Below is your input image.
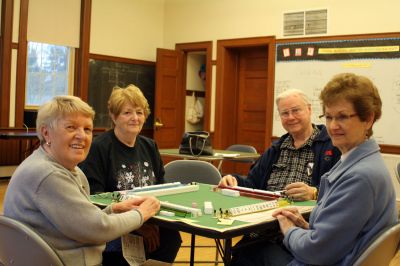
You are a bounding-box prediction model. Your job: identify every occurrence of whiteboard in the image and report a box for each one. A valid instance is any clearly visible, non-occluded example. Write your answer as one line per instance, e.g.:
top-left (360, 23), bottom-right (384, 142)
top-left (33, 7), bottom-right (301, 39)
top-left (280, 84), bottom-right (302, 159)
top-left (273, 38), bottom-right (400, 146)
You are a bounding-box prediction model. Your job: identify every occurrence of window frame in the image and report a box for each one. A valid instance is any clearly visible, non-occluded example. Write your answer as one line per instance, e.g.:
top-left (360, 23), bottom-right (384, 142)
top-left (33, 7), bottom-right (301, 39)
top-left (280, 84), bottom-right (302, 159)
top-left (24, 42), bottom-right (75, 110)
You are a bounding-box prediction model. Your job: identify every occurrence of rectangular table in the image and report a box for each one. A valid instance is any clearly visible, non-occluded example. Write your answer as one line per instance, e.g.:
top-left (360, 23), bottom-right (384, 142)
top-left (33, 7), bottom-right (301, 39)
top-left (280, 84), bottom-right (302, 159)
top-left (159, 148), bottom-right (260, 162)
top-left (91, 183), bottom-right (314, 265)
top-left (159, 148), bottom-right (261, 171)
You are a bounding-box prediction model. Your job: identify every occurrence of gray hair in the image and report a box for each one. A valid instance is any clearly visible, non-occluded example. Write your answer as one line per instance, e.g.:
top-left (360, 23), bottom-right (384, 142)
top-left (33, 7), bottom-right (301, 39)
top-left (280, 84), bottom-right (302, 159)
top-left (36, 95), bottom-right (95, 144)
top-left (275, 88), bottom-right (310, 106)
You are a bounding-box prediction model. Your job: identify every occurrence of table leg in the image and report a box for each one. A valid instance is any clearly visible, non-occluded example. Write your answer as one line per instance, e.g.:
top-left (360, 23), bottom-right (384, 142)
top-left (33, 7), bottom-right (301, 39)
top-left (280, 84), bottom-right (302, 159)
top-left (190, 234), bottom-right (196, 266)
top-left (217, 160), bottom-right (223, 171)
top-left (223, 238), bottom-right (232, 266)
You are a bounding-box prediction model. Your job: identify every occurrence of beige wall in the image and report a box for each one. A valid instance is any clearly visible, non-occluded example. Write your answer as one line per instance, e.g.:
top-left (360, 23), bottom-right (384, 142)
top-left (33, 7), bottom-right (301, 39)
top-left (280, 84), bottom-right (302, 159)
top-left (163, 0), bottom-right (400, 58)
top-left (89, 0), bottom-right (400, 61)
top-left (90, 0), bottom-right (165, 61)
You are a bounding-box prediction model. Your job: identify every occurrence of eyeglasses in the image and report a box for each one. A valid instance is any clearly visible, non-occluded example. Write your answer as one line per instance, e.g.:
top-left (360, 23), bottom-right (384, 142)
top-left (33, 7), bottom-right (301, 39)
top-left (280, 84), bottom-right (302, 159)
top-left (319, 113), bottom-right (358, 124)
top-left (279, 106), bottom-right (305, 119)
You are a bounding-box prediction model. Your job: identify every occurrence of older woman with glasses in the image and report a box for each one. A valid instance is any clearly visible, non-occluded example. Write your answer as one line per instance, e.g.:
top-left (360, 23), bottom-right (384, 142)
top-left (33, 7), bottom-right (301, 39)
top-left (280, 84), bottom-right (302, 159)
top-left (233, 73), bottom-right (398, 266)
top-left (3, 96), bottom-right (160, 266)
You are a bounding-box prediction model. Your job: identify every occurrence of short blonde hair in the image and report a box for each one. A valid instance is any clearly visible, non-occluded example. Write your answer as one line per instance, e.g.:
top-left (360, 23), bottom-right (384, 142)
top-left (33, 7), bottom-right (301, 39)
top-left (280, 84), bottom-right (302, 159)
top-left (108, 84), bottom-right (151, 119)
top-left (275, 88), bottom-right (310, 106)
top-left (36, 95), bottom-right (95, 144)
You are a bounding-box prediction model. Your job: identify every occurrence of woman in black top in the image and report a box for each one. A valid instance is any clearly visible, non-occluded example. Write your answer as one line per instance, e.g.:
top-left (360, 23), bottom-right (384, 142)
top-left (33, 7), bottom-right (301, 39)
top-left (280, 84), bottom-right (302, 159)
top-left (80, 84), bottom-right (181, 265)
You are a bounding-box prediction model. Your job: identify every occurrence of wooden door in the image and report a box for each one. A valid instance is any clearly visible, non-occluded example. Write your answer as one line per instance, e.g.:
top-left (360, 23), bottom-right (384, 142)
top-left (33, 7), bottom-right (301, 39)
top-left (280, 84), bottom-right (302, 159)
top-left (215, 37), bottom-right (276, 176)
top-left (153, 48), bottom-right (185, 149)
top-left (222, 47), bottom-right (269, 175)
top-left (236, 47), bottom-right (268, 152)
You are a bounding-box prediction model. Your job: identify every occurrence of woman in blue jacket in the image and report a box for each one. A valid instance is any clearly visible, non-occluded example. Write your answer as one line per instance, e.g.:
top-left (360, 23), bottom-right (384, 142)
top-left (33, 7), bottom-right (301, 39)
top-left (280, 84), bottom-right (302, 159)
top-left (234, 73), bottom-right (398, 265)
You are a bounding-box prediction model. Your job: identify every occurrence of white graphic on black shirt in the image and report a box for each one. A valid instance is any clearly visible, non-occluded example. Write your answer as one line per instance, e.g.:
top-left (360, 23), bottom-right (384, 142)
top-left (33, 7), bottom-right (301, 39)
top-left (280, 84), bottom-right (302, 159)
top-left (116, 161), bottom-right (155, 190)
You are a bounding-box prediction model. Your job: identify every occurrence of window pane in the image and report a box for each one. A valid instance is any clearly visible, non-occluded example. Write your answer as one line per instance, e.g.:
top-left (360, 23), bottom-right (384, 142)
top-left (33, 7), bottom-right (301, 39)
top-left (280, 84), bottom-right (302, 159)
top-left (26, 42), bottom-right (71, 107)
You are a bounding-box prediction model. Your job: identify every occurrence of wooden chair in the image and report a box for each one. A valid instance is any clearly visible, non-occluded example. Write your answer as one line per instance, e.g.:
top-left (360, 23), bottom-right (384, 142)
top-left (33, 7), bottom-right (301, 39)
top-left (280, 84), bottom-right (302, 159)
top-left (0, 215), bottom-right (64, 266)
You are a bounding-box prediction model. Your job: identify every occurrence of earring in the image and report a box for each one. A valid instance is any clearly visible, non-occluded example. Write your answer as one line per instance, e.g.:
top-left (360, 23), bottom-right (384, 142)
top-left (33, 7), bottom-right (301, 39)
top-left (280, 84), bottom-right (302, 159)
top-left (46, 141), bottom-right (51, 147)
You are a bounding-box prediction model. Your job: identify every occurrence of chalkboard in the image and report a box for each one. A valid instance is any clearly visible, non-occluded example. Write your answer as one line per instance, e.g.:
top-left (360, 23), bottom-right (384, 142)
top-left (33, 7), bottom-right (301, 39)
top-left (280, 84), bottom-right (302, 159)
top-left (273, 37), bottom-right (400, 146)
top-left (88, 58), bottom-right (155, 129)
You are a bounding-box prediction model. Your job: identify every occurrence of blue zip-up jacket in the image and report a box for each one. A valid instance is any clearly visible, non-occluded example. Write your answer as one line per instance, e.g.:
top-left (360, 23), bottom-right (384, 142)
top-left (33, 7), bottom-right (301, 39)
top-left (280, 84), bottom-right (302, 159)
top-left (285, 139), bottom-right (398, 265)
top-left (233, 124), bottom-right (341, 189)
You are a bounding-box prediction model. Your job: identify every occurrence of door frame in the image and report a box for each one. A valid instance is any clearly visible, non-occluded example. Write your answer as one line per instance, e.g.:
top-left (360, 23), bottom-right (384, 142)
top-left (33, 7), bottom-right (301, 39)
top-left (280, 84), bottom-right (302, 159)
top-left (175, 41), bottom-right (213, 132)
top-left (214, 36), bottom-right (276, 150)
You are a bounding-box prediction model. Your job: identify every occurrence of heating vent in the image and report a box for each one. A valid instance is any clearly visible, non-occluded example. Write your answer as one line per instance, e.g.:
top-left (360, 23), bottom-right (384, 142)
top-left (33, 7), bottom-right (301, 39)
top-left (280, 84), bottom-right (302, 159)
top-left (283, 12), bottom-right (304, 36)
top-left (283, 9), bottom-right (327, 36)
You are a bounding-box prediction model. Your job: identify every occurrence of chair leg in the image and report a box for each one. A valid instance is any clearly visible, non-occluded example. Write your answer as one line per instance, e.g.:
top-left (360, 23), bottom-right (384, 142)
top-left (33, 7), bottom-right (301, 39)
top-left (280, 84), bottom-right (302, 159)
top-left (214, 244), bottom-right (219, 266)
top-left (217, 160), bottom-right (223, 172)
top-left (214, 238), bottom-right (226, 265)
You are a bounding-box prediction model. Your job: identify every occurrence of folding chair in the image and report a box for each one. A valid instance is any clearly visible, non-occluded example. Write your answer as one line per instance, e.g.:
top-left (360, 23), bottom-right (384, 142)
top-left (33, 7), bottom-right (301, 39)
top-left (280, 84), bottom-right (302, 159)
top-left (218, 144), bottom-right (258, 172)
top-left (352, 222), bottom-right (400, 266)
top-left (164, 160), bottom-right (222, 265)
top-left (0, 215), bottom-right (64, 266)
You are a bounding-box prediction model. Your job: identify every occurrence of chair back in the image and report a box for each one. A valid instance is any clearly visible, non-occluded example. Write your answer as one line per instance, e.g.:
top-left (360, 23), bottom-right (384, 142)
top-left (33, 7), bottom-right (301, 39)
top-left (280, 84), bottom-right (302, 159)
top-left (0, 215), bottom-right (64, 266)
top-left (396, 162), bottom-right (400, 184)
top-left (226, 144), bottom-right (258, 163)
top-left (352, 222), bottom-right (400, 266)
top-left (164, 161), bottom-right (222, 263)
top-left (164, 160), bottom-right (221, 185)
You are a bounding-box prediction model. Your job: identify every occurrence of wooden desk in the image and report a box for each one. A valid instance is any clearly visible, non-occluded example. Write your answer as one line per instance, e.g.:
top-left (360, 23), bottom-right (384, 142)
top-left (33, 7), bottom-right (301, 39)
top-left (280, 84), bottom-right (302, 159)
top-left (90, 183), bottom-right (313, 265)
top-left (0, 131), bottom-right (39, 170)
top-left (0, 129), bottom-right (106, 140)
top-left (0, 129), bottom-right (106, 173)
top-left (0, 132), bottom-right (38, 140)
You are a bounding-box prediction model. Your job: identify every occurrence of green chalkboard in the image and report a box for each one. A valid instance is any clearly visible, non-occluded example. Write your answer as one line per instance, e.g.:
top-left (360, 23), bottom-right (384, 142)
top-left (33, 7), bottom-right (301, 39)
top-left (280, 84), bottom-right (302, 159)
top-left (87, 58), bottom-right (155, 129)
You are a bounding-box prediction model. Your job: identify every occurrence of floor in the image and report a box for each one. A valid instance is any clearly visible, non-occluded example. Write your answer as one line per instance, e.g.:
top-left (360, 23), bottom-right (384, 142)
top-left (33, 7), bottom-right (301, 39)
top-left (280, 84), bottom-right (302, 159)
top-left (1, 178), bottom-right (400, 265)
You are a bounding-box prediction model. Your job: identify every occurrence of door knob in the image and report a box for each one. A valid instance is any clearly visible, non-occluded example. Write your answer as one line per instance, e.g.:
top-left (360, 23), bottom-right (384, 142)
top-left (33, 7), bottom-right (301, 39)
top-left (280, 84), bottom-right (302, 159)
top-left (154, 119), bottom-right (164, 130)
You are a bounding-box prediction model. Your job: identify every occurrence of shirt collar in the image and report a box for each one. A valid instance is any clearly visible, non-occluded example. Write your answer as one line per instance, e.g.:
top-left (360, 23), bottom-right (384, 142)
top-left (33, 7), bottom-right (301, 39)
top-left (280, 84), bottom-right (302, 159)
top-left (281, 125), bottom-right (320, 150)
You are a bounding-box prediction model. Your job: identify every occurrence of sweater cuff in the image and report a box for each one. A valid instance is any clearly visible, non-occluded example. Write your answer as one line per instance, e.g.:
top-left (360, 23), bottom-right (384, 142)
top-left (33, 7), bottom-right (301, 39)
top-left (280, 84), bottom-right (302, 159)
top-left (103, 204), bottom-right (113, 215)
top-left (283, 226), bottom-right (298, 249)
top-left (132, 209), bottom-right (144, 226)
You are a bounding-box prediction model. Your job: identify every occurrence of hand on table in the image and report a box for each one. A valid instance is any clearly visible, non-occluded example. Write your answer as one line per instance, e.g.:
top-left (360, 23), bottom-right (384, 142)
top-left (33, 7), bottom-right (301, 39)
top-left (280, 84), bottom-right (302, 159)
top-left (284, 182), bottom-right (316, 201)
top-left (219, 175), bottom-right (238, 187)
top-left (112, 196), bottom-right (160, 222)
top-left (136, 196), bottom-right (160, 222)
top-left (272, 207), bottom-right (309, 235)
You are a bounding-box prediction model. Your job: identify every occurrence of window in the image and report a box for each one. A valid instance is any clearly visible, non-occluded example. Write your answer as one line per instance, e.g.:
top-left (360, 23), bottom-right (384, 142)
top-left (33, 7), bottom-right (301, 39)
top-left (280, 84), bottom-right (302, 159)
top-left (25, 42), bottom-right (74, 108)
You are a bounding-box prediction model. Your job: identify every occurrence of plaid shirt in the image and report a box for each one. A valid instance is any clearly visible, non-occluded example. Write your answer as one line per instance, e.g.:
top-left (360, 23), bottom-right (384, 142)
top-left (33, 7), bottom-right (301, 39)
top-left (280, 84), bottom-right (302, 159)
top-left (266, 126), bottom-right (320, 191)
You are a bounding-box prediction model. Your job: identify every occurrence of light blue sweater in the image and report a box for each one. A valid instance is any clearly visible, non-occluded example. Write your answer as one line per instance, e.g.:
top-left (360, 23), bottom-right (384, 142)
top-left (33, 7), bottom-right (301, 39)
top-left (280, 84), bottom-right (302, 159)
top-left (4, 146), bottom-right (144, 265)
top-left (284, 139), bottom-right (398, 265)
